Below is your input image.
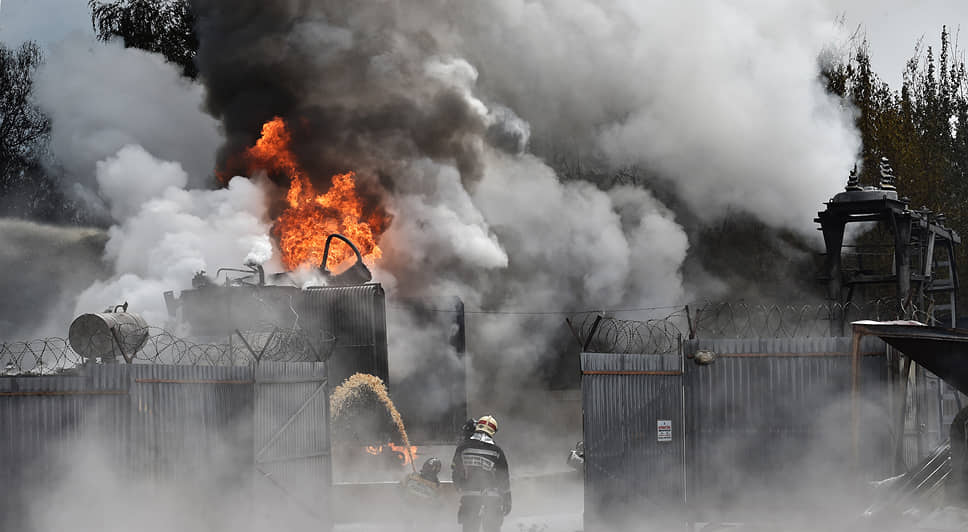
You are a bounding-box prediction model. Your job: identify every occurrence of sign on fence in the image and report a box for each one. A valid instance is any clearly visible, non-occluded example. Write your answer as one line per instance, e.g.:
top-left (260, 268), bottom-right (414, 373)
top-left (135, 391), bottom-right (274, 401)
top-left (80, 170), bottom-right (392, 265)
top-left (657, 419), bottom-right (672, 442)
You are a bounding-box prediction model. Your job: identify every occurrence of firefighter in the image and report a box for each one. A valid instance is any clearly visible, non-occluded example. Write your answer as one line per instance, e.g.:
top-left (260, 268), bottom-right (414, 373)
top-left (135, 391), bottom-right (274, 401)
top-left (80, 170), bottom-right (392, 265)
top-left (566, 440), bottom-right (584, 473)
top-left (451, 415), bottom-right (511, 532)
top-left (401, 457), bottom-right (443, 529)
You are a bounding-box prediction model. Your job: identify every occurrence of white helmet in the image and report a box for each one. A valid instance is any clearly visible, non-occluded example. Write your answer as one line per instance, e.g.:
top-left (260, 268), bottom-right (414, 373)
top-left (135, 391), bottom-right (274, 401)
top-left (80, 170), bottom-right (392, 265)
top-left (475, 415), bottom-right (498, 436)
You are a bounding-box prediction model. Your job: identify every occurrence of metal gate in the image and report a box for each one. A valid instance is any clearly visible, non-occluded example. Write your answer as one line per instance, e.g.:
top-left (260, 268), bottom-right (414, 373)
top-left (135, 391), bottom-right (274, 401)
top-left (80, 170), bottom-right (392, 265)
top-left (252, 361), bottom-right (332, 531)
top-left (581, 352), bottom-right (685, 531)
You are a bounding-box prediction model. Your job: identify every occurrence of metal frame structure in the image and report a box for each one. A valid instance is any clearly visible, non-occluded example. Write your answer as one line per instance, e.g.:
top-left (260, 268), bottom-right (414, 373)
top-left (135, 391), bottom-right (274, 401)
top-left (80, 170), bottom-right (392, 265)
top-left (816, 185), bottom-right (960, 332)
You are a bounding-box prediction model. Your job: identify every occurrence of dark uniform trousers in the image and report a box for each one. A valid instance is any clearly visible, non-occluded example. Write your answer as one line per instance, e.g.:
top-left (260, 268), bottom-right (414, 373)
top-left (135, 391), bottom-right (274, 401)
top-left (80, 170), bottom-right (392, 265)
top-left (452, 433), bottom-right (511, 532)
top-left (458, 494), bottom-right (505, 532)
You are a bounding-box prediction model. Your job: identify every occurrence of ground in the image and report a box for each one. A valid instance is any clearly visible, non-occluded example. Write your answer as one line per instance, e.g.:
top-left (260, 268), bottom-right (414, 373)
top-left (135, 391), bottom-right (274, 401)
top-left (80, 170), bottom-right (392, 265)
top-left (334, 512), bottom-right (582, 532)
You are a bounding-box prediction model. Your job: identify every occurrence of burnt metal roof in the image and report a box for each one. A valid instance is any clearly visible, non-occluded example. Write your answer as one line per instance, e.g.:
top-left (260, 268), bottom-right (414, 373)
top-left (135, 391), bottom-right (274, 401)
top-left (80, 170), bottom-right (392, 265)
top-left (852, 320), bottom-right (968, 395)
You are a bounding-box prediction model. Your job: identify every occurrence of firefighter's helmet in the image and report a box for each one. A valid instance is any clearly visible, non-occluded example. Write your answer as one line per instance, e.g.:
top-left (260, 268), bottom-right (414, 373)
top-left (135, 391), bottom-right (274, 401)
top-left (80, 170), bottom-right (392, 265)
top-left (421, 457), bottom-right (442, 478)
top-left (476, 415), bottom-right (498, 436)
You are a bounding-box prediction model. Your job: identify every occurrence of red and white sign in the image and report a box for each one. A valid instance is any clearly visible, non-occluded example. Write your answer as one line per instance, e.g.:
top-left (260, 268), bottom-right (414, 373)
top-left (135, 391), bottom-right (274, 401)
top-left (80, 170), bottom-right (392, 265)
top-left (657, 419), bottom-right (672, 442)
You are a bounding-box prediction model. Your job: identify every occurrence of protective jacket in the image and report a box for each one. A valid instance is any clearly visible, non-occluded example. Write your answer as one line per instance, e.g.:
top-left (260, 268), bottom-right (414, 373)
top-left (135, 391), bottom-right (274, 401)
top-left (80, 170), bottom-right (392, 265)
top-left (452, 431), bottom-right (512, 531)
top-left (452, 432), bottom-right (510, 496)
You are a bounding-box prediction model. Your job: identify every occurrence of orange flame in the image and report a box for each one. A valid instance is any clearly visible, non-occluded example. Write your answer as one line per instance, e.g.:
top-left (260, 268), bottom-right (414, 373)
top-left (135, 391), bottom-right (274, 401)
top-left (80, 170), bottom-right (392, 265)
top-left (243, 117), bottom-right (385, 271)
top-left (365, 442), bottom-right (419, 466)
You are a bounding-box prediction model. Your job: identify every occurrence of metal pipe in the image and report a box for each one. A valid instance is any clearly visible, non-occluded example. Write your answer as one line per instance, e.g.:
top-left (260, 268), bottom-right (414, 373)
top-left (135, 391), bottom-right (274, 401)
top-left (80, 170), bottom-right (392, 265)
top-left (894, 355), bottom-right (912, 473)
top-left (581, 370), bottom-right (683, 376)
top-left (322, 233), bottom-right (364, 270)
top-left (851, 328), bottom-right (863, 468)
top-left (134, 379), bottom-right (253, 385)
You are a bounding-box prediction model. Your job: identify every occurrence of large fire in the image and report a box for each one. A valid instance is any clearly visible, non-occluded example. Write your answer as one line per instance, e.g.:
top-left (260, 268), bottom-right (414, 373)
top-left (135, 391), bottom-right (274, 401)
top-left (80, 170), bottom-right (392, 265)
top-left (243, 117), bottom-right (385, 271)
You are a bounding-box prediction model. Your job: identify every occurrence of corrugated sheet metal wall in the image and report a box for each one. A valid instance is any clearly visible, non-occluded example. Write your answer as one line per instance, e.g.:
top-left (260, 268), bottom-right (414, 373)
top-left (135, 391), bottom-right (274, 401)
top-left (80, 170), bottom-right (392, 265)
top-left (0, 362), bottom-right (331, 531)
top-left (582, 336), bottom-right (893, 528)
top-left (303, 284), bottom-right (388, 388)
top-left (682, 336), bottom-right (891, 520)
top-left (0, 369), bottom-right (130, 530)
top-left (581, 353), bottom-right (684, 530)
top-left (253, 362), bottom-right (331, 529)
top-left (125, 364), bottom-right (255, 483)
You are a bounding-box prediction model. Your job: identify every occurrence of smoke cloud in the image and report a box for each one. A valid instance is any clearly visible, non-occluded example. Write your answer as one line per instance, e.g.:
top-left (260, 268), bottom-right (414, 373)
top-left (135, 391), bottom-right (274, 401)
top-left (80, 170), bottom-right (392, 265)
top-left (0, 1), bottom-right (904, 530)
top-left (4, 4), bottom-right (866, 524)
top-left (75, 146), bottom-right (273, 327)
top-left (33, 37), bottom-right (223, 196)
top-left (19, 36), bottom-right (265, 331)
top-left (181, 0), bottom-right (860, 458)
top-left (450, 0), bottom-right (859, 229)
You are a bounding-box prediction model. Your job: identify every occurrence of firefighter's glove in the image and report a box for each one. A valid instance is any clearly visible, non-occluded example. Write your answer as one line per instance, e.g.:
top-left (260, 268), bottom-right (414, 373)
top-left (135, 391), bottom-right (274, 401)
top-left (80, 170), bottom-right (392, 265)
top-left (502, 492), bottom-right (512, 516)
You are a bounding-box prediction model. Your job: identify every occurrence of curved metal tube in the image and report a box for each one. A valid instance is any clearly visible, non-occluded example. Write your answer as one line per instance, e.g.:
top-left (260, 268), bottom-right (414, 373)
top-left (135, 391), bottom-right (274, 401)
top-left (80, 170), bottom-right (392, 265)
top-left (321, 233), bottom-right (364, 272)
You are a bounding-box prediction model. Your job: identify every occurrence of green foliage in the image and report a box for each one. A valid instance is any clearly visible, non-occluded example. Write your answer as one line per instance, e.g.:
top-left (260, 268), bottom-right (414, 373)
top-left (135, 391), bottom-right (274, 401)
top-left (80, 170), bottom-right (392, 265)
top-left (88, 0), bottom-right (198, 78)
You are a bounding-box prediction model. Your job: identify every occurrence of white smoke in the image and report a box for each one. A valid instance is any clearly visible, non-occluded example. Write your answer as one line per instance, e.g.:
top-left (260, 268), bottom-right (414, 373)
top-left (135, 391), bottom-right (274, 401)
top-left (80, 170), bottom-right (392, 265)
top-left (436, 0), bottom-right (860, 231)
top-left (74, 146), bottom-right (273, 327)
top-left (33, 36), bottom-right (222, 194)
top-left (376, 157), bottom-right (508, 300)
top-left (473, 149), bottom-right (687, 307)
top-left (96, 145), bottom-right (189, 221)
top-left (24, 36), bottom-right (269, 328)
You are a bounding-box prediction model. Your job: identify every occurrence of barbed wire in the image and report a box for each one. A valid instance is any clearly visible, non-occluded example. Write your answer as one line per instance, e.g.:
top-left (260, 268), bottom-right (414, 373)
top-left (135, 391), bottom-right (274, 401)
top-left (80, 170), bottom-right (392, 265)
top-left (1, 325), bottom-right (335, 376)
top-left (570, 299), bottom-right (934, 354)
top-left (571, 309), bottom-right (687, 355)
top-left (0, 337), bottom-right (81, 376)
top-left (0, 299), bottom-right (943, 369)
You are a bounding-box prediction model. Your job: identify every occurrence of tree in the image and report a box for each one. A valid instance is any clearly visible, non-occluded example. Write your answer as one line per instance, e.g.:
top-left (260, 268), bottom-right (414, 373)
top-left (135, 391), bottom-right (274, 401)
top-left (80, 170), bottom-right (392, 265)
top-left (0, 42), bottom-right (49, 182)
top-left (88, 0), bottom-right (198, 78)
top-left (0, 42), bottom-right (50, 198)
top-left (0, 42), bottom-right (85, 223)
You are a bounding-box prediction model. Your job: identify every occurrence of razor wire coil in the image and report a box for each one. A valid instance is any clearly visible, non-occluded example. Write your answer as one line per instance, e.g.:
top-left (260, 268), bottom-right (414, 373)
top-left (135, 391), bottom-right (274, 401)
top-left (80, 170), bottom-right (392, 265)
top-left (1, 325), bottom-right (335, 376)
top-left (570, 299), bottom-right (930, 354)
top-left (1, 299), bottom-right (938, 370)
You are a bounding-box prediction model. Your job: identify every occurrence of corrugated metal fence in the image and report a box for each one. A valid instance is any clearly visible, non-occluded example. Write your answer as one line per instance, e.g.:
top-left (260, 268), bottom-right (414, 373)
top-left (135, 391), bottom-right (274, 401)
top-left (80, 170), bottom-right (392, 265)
top-left (582, 336), bottom-right (894, 529)
top-left (582, 352), bottom-right (684, 531)
top-left (0, 361), bottom-right (330, 531)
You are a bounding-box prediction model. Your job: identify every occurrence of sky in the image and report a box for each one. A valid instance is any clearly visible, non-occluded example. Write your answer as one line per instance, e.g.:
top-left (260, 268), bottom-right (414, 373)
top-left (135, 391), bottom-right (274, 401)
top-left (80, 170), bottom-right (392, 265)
top-left (846, 1), bottom-right (968, 87)
top-left (1, 0), bottom-right (966, 92)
